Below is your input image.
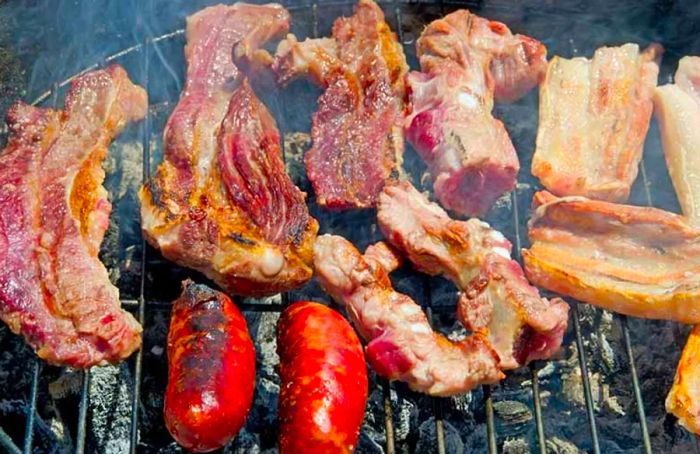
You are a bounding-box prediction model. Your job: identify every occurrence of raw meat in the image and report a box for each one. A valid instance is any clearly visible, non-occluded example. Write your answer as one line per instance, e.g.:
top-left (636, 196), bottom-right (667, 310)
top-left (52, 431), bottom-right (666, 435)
top-left (273, 0), bottom-right (408, 209)
top-left (666, 324), bottom-right (700, 435)
top-left (377, 182), bottom-right (568, 369)
top-left (314, 234), bottom-right (504, 396)
top-left (140, 4), bottom-right (318, 297)
top-left (532, 44), bottom-right (661, 202)
top-left (405, 10), bottom-right (547, 217)
top-left (654, 56), bottom-right (700, 226)
top-left (0, 65), bottom-right (146, 367)
top-left (523, 191), bottom-right (700, 323)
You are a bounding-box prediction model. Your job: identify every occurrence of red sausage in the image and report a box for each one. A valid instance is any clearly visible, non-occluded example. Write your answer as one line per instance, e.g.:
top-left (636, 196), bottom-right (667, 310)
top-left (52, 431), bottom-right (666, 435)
top-left (277, 301), bottom-right (368, 453)
top-left (164, 280), bottom-right (256, 452)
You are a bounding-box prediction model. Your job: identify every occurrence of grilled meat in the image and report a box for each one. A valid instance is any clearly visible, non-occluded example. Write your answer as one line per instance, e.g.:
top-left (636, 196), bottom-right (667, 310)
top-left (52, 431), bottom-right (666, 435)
top-left (524, 191), bottom-right (700, 323)
top-left (667, 325), bottom-right (700, 435)
top-left (314, 234), bottom-right (503, 396)
top-left (405, 10), bottom-right (547, 217)
top-left (0, 65), bottom-right (146, 367)
top-left (273, 0), bottom-right (408, 209)
top-left (377, 182), bottom-right (568, 369)
top-left (532, 44), bottom-right (661, 202)
top-left (654, 56), bottom-right (700, 226)
top-left (164, 281), bottom-right (255, 452)
top-left (140, 4), bottom-right (318, 297)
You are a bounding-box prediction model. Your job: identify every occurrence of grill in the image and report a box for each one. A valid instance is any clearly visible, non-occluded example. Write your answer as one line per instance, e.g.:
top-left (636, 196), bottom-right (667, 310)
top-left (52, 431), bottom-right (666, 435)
top-left (0, 0), bottom-right (698, 452)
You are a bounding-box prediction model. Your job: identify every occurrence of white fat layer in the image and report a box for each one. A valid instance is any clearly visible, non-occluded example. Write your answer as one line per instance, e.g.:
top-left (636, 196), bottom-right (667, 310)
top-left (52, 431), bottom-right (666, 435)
top-left (489, 230), bottom-right (506, 242)
top-left (410, 323), bottom-right (432, 335)
top-left (493, 247), bottom-right (511, 259)
top-left (260, 248), bottom-right (285, 277)
top-left (458, 92), bottom-right (479, 109)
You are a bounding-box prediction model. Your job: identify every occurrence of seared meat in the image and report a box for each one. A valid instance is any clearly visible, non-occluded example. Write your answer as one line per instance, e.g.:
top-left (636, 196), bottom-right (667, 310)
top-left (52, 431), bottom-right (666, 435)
top-left (654, 56), bottom-right (700, 226)
top-left (140, 4), bottom-right (318, 297)
top-left (273, 0), bottom-right (408, 209)
top-left (667, 325), bottom-right (700, 435)
top-left (405, 10), bottom-right (547, 217)
top-left (314, 234), bottom-right (503, 396)
top-left (524, 191), bottom-right (700, 323)
top-left (532, 44), bottom-right (661, 202)
top-left (377, 182), bottom-right (567, 369)
top-left (0, 65), bottom-right (146, 367)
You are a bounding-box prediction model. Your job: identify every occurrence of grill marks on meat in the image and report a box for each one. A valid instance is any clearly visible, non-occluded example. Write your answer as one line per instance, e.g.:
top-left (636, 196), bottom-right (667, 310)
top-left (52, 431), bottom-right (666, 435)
top-left (140, 4), bottom-right (318, 297)
top-left (273, 0), bottom-right (408, 209)
top-left (523, 191), bottom-right (700, 323)
top-left (532, 44), bottom-right (661, 202)
top-left (654, 56), bottom-right (700, 226)
top-left (377, 182), bottom-right (567, 369)
top-left (313, 234), bottom-right (503, 396)
top-left (405, 10), bottom-right (547, 217)
top-left (0, 65), bottom-right (146, 367)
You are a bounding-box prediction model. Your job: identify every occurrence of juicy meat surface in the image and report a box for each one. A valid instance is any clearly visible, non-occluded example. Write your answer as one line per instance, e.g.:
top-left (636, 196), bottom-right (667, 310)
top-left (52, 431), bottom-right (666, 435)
top-left (405, 10), bottom-right (547, 217)
top-left (140, 4), bottom-right (318, 297)
top-left (0, 65), bottom-right (146, 367)
top-left (667, 325), bottom-right (700, 435)
top-left (654, 56), bottom-right (700, 226)
top-left (314, 234), bottom-right (504, 396)
top-left (532, 44), bottom-right (661, 202)
top-left (273, 0), bottom-right (408, 209)
top-left (377, 182), bottom-right (568, 369)
top-left (523, 191), bottom-right (700, 323)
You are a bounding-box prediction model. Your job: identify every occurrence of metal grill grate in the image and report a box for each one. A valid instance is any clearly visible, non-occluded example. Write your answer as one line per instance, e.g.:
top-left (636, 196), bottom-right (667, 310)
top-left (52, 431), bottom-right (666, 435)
top-left (0, 1), bottom-right (675, 453)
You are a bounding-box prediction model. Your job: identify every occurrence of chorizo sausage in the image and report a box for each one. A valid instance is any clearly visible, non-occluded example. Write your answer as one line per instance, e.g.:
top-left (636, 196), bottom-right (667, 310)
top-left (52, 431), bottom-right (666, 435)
top-left (164, 280), bottom-right (256, 452)
top-left (277, 301), bottom-right (368, 453)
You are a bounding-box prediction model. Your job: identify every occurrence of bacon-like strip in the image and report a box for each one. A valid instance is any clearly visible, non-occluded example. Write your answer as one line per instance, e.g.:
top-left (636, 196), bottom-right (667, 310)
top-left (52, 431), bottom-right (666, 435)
top-left (523, 191), bottom-right (700, 323)
top-left (532, 44), bottom-right (661, 202)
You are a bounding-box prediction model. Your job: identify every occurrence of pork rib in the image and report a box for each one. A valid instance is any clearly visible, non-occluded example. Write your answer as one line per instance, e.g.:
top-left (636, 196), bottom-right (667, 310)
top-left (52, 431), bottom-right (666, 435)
top-left (654, 56), bottom-right (700, 226)
top-left (0, 65), bottom-right (146, 367)
top-left (532, 44), bottom-right (661, 202)
top-left (377, 182), bottom-right (568, 369)
top-left (405, 10), bottom-right (547, 217)
top-left (523, 191), bottom-right (700, 323)
top-left (140, 4), bottom-right (318, 297)
top-left (273, 0), bottom-right (408, 209)
top-left (314, 234), bottom-right (503, 396)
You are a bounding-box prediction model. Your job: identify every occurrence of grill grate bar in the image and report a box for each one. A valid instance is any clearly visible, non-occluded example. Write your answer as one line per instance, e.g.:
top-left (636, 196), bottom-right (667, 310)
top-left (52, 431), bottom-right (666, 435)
top-left (129, 35), bottom-right (153, 454)
top-left (572, 303), bottom-right (601, 454)
top-left (21, 360), bottom-right (40, 454)
top-left (75, 371), bottom-right (90, 454)
top-left (0, 426), bottom-right (21, 454)
top-left (531, 365), bottom-right (547, 454)
top-left (382, 379), bottom-right (396, 454)
top-left (621, 315), bottom-right (652, 454)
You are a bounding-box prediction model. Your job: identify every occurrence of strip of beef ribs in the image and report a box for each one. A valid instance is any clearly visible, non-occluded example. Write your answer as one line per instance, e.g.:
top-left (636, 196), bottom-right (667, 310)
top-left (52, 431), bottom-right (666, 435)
top-left (524, 191), bottom-right (700, 323)
top-left (532, 44), bottom-right (661, 202)
top-left (377, 182), bottom-right (568, 370)
top-left (140, 4), bottom-right (318, 297)
top-left (273, 0), bottom-right (408, 209)
top-left (405, 10), bottom-right (547, 217)
top-left (654, 56), bottom-right (700, 226)
top-left (0, 65), bottom-right (146, 367)
top-left (314, 234), bottom-right (503, 396)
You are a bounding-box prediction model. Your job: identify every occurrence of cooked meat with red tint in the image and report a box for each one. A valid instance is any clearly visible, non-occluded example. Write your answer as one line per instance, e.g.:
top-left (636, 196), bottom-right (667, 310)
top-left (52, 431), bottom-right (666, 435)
top-left (377, 182), bottom-right (568, 369)
top-left (666, 324), bottom-right (700, 435)
top-left (654, 56), bottom-right (700, 226)
top-left (273, 0), bottom-right (408, 209)
top-left (314, 234), bottom-right (503, 396)
top-left (405, 10), bottom-right (547, 217)
top-left (0, 65), bottom-right (146, 367)
top-left (532, 44), bottom-right (661, 202)
top-left (523, 191), bottom-right (700, 323)
top-left (140, 4), bottom-right (318, 297)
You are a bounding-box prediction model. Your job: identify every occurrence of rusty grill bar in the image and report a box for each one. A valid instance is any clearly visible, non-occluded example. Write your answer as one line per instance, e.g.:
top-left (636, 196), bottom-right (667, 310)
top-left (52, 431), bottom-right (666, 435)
top-left (0, 1), bottom-right (665, 453)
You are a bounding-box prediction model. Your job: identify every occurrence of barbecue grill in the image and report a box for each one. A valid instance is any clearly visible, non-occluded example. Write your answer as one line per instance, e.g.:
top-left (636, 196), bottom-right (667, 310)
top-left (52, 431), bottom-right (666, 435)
top-left (0, 0), bottom-right (699, 452)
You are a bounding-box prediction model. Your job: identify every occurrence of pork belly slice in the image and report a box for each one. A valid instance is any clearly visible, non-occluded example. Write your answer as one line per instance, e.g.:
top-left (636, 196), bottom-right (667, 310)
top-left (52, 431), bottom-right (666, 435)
top-left (654, 56), bottom-right (700, 226)
top-left (667, 325), bottom-right (700, 434)
top-left (523, 191), bottom-right (700, 323)
top-left (140, 4), bottom-right (318, 297)
top-left (405, 10), bottom-right (547, 217)
top-left (532, 44), bottom-right (661, 202)
top-left (314, 234), bottom-right (503, 396)
top-left (273, 0), bottom-right (408, 210)
top-left (377, 182), bottom-right (568, 369)
top-left (0, 65), bottom-right (146, 367)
